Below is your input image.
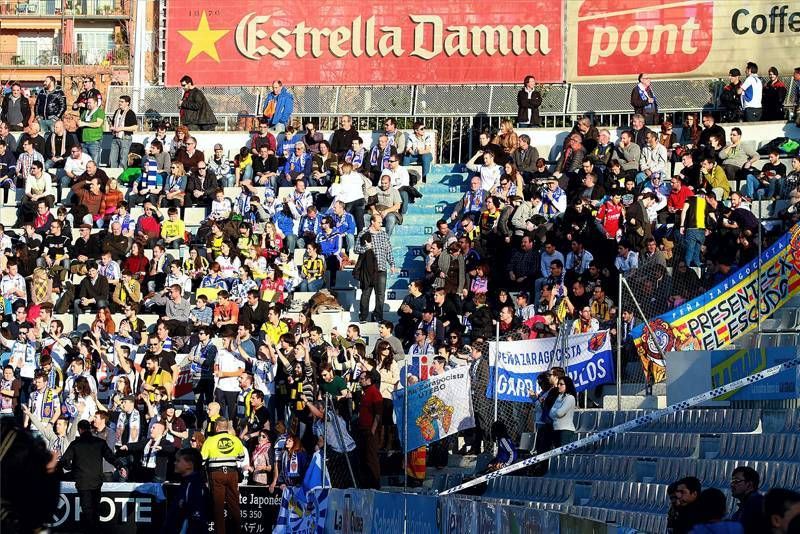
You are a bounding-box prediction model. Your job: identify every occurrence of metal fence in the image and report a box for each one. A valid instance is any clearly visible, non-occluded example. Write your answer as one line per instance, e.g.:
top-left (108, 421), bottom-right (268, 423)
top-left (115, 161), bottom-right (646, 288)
top-left (107, 76), bottom-right (798, 164)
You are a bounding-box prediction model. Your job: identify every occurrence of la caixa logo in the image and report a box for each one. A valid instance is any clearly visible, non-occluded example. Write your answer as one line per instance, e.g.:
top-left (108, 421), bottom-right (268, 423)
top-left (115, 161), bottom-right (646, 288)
top-left (576, 0), bottom-right (714, 76)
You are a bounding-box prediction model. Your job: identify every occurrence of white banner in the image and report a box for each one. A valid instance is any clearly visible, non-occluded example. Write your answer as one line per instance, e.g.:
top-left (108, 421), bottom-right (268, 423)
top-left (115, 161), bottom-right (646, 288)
top-left (487, 331), bottom-right (615, 402)
top-left (393, 367), bottom-right (475, 452)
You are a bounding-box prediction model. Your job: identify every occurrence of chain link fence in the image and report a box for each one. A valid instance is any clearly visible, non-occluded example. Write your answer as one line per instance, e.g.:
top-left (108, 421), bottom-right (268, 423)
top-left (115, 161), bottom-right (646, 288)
top-left (106, 76), bottom-right (798, 164)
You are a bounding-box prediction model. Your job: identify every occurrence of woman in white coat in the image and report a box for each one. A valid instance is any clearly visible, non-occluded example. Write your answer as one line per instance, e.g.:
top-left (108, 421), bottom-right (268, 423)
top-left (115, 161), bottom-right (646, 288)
top-left (550, 375), bottom-right (577, 447)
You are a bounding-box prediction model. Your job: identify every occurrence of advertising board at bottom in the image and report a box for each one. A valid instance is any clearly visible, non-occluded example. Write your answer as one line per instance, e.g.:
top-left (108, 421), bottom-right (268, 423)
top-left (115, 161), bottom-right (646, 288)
top-left (50, 482), bottom-right (281, 533)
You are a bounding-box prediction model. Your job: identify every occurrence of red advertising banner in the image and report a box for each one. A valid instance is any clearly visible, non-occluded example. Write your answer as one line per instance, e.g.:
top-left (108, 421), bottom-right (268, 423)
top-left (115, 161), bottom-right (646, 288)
top-left (567, 0), bottom-right (798, 81)
top-left (165, 1), bottom-right (564, 86)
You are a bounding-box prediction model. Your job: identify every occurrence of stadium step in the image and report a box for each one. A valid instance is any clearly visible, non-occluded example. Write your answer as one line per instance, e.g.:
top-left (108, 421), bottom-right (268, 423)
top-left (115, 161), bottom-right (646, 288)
top-left (601, 394), bottom-right (666, 410)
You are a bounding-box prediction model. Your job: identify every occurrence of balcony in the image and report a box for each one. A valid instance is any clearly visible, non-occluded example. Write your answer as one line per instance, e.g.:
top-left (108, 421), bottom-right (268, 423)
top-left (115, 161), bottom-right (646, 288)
top-left (63, 45), bottom-right (130, 67)
top-left (0, 46), bottom-right (129, 68)
top-left (0, 51), bottom-right (61, 67)
top-left (0, 0), bottom-right (128, 17)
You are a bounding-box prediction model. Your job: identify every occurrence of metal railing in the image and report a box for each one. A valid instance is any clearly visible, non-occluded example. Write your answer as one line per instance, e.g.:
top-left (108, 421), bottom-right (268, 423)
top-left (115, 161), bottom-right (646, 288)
top-left (62, 45), bottom-right (130, 66)
top-left (0, 0), bottom-right (128, 16)
top-left (106, 75), bottom-right (799, 164)
top-left (0, 51), bottom-right (61, 67)
top-left (0, 46), bottom-right (130, 68)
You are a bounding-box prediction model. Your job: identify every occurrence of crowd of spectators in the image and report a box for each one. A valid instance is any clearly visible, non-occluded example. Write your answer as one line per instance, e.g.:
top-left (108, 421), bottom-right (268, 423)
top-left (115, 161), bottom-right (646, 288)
top-left (667, 467), bottom-right (800, 534)
top-left (0, 64), bottom-right (798, 531)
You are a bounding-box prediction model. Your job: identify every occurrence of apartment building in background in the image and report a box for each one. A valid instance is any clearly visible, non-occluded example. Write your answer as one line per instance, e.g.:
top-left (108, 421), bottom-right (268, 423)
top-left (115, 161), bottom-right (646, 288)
top-left (0, 0), bottom-right (135, 100)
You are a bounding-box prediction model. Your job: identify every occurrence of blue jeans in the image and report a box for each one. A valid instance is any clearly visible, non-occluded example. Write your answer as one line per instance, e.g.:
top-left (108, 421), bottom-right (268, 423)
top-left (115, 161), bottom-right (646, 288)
top-left (39, 119), bottom-right (54, 134)
top-left (83, 141), bottom-right (102, 164)
top-left (403, 153), bottom-right (433, 178)
top-left (109, 137), bottom-right (132, 168)
top-left (744, 174), bottom-right (777, 200)
top-left (299, 278), bottom-right (324, 292)
top-left (683, 228), bottom-right (705, 267)
top-left (399, 189), bottom-right (410, 215)
top-left (237, 165), bottom-right (253, 185)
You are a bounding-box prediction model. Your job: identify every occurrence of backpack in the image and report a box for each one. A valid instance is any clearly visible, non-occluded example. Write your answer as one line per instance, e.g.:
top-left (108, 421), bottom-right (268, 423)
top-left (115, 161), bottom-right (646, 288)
top-left (778, 139), bottom-right (800, 155)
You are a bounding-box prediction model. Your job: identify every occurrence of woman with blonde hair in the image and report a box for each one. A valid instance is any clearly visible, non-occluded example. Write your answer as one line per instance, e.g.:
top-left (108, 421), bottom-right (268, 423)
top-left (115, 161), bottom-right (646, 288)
top-left (159, 161), bottom-right (187, 208)
top-left (493, 119), bottom-right (520, 155)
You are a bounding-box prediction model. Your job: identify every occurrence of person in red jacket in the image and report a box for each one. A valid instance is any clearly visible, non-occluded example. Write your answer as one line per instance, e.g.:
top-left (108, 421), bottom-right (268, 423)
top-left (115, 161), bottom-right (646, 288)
top-left (665, 176), bottom-right (694, 225)
top-left (356, 370), bottom-right (382, 489)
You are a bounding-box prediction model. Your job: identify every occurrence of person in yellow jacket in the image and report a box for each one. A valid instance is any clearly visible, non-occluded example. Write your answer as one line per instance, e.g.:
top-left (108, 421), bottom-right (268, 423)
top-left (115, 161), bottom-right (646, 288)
top-left (700, 157), bottom-right (730, 201)
top-left (160, 207), bottom-right (186, 247)
top-left (200, 418), bottom-right (245, 534)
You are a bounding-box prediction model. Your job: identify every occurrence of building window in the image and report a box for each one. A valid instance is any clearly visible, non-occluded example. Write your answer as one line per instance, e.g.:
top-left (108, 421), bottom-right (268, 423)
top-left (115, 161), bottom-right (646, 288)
top-left (76, 29), bottom-right (113, 64)
top-left (17, 33), bottom-right (56, 66)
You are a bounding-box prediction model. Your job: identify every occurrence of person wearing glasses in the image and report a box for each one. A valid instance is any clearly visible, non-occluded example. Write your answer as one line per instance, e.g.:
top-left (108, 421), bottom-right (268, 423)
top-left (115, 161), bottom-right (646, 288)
top-left (185, 160), bottom-right (219, 207)
top-left (175, 136), bottom-right (204, 174)
top-left (403, 121), bottom-right (434, 181)
top-left (177, 75), bottom-right (217, 131)
top-left (729, 466), bottom-right (765, 534)
top-left (72, 77), bottom-right (102, 113)
top-left (631, 73), bottom-right (658, 125)
top-left (382, 153), bottom-right (414, 214)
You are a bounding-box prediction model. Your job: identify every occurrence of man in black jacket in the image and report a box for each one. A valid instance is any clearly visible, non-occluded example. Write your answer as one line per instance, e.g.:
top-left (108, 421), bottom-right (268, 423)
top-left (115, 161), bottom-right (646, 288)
top-left (162, 448), bottom-right (209, 534)
top-left (59, 419), bottom-right (127, 531)
top-left (0, 83), bottom-right (32, 131)
top-left (35, 76), bottom-right (67, 134)
top-left (330, 115), bottom-right (360, 159)
top-left (178, 76), bottom-right (217, 131)
top-left (120, 420), bottom-right (176, 482)
top-left (239, 289), bottom-right (269, 332)
top-left (73, 260), bottom-right (110, 315)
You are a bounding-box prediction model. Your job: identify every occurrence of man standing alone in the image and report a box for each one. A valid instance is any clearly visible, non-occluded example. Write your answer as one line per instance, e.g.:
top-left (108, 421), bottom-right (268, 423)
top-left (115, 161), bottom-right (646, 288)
top-left (59, 419), bottom-right (127, 531)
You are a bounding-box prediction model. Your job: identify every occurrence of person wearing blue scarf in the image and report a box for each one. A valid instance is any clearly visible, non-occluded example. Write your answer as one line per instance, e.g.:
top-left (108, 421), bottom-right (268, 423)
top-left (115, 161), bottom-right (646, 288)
top-left (281, 142), bottom-right (312, 187)
top-left (631, 73), bottom-right (658, 125)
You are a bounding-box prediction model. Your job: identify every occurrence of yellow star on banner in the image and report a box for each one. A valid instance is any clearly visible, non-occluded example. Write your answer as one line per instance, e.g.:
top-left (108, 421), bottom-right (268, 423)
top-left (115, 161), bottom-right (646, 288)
top-left (178, 11), bottom-right (229, 63)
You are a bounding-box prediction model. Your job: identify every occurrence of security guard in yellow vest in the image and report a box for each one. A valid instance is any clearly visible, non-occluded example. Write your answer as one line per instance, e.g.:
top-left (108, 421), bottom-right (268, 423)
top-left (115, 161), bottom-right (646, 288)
top-left (200, 418), bottom-right (244, 534)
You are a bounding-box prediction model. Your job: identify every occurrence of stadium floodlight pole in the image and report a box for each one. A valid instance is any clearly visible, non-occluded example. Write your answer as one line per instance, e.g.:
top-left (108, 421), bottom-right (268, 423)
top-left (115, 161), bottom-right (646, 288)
top-left (616, 272), bottom-right (622, 413)
top-left (493, 319), bottom-right (500, 422)
top-left (439, 356), bottom-right (800, 496)
top-left (620, 276), bottom-right (669, 388)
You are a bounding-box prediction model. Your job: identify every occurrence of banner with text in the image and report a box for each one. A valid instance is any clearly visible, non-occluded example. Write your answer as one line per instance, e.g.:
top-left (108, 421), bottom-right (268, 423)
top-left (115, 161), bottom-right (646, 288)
top-left (165, 0), bottom-right (564, 86)
top-left (486, 331), bottom-right (615, 402)
top-left (633, 223), bottom-right (800, 383)
top-left (710, 347), bottom-right (800, 401)
top-left (567, 0), bottom-right (799, 81)
top-left (50, 483), bottom-right (166, 533)
top-left (393, 366), bottom-right (475, 453)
